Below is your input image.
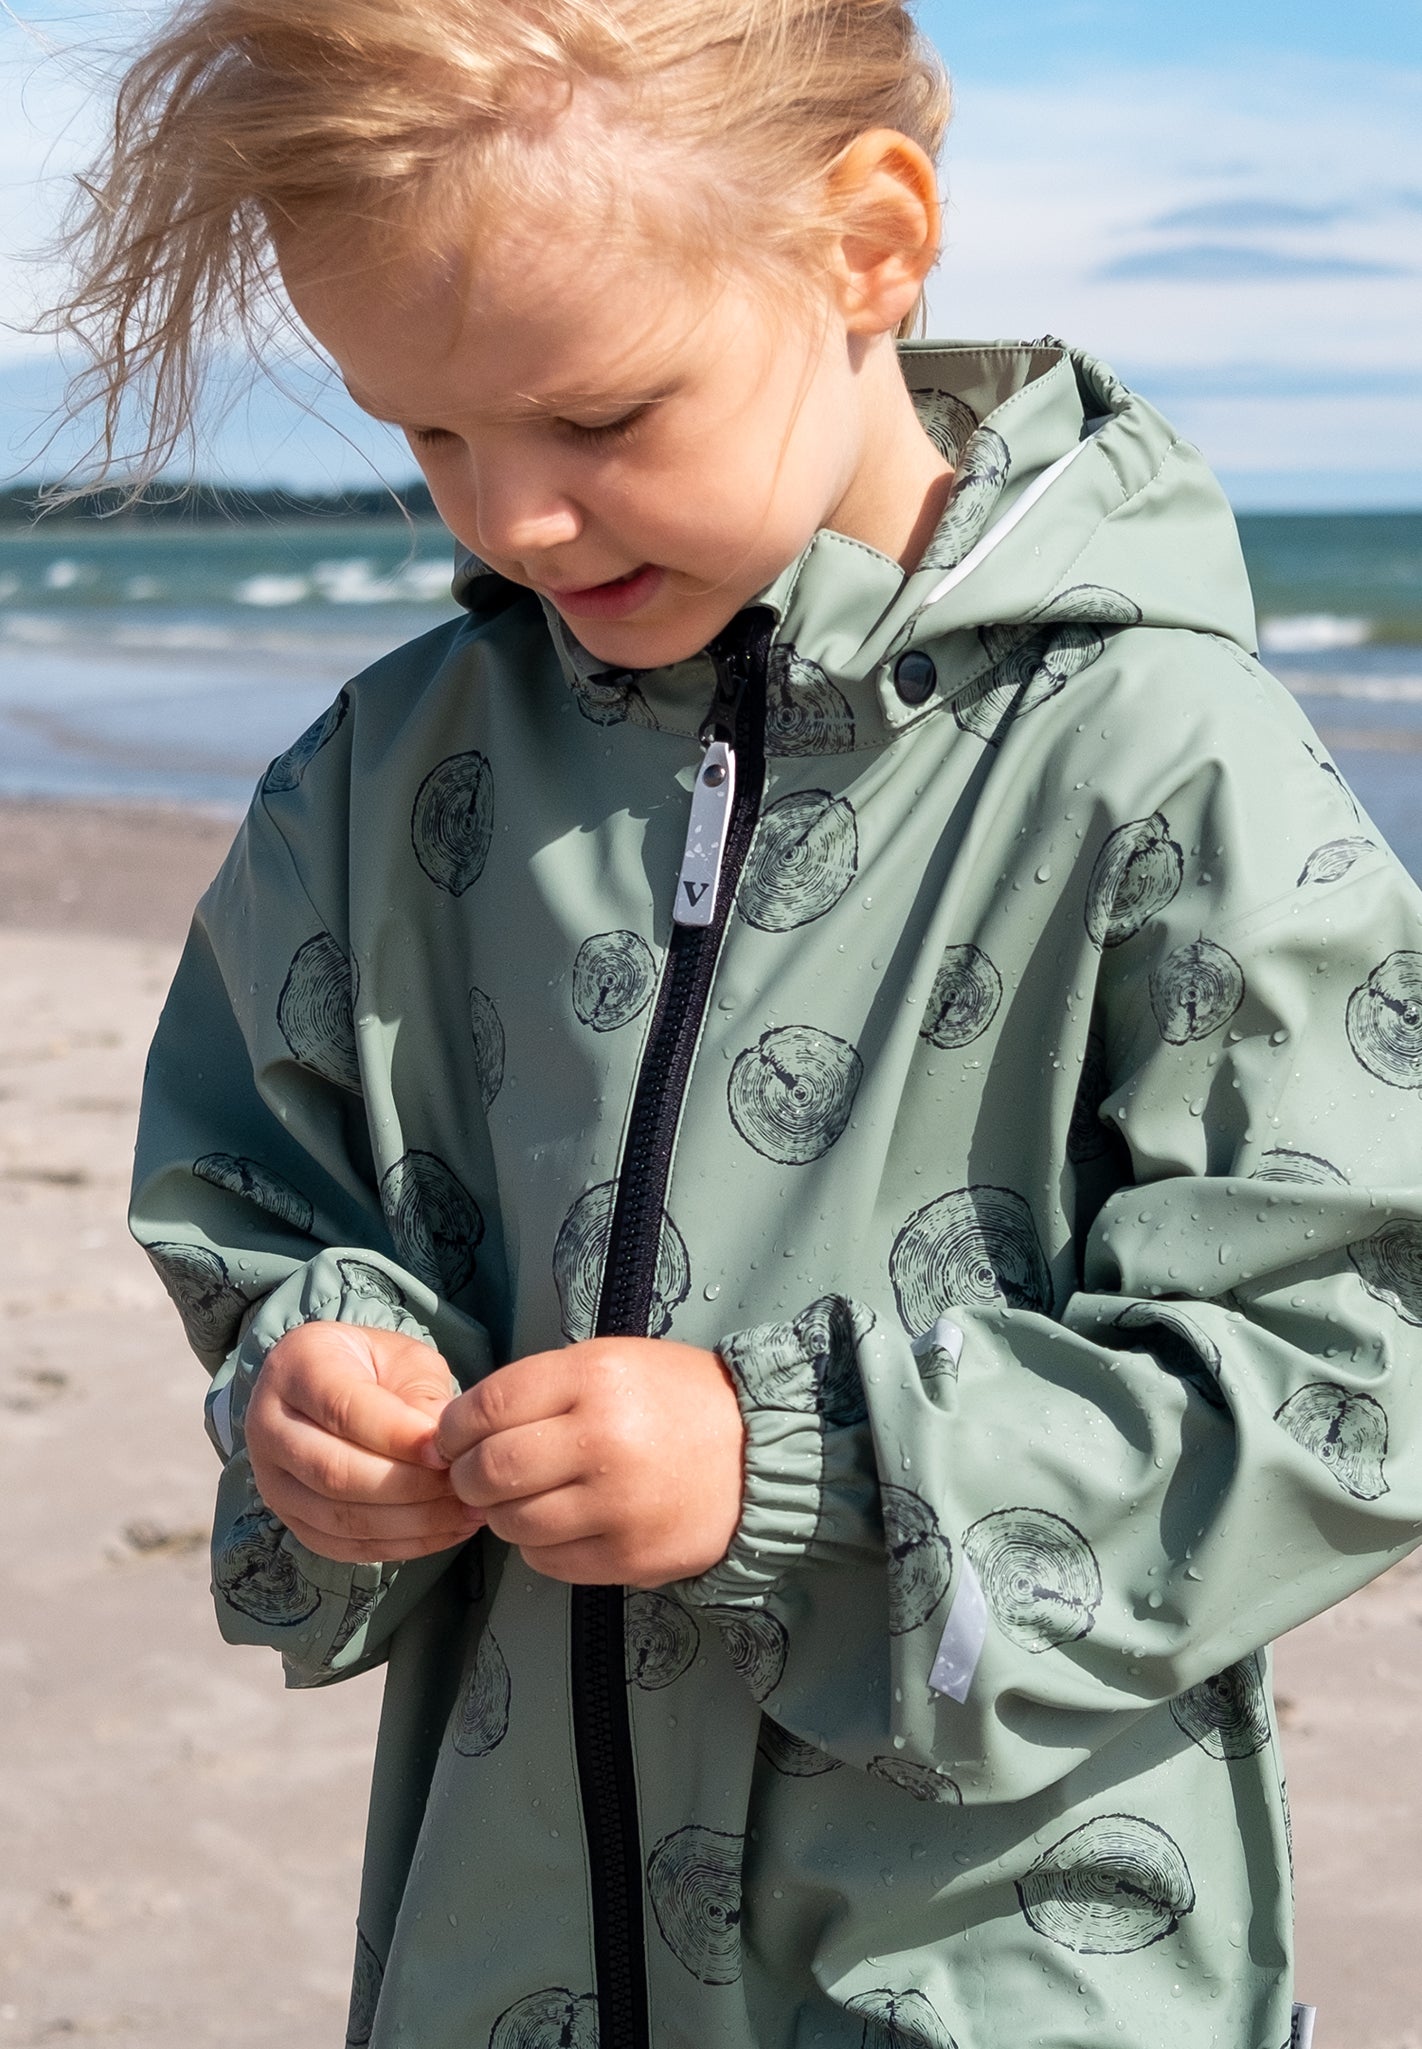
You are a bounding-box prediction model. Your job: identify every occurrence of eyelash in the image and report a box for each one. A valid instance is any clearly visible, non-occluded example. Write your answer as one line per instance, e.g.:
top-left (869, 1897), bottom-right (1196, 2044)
top-left (407, 409), bottom-right (649, 452)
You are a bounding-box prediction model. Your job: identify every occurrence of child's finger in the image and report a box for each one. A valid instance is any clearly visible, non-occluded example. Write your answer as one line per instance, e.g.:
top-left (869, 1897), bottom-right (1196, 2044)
top-left (436, 1349), bottom-right (583, 1461)
top-left (260, 1467), bottom-right (483, 1552)
top-left (482, 1480), bottom-right (601, 1554)
top-left (447, 1414), bottom-right (585, 1509)
top-left (265, 1400), bottom-right (459, 1505)
top-left (278, 1354), bottom-right (448, 1465)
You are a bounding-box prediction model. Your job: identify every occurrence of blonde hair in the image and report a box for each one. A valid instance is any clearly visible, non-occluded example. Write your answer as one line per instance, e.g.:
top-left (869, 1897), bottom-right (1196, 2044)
top-left (46, 0), bottom-right (951, 489)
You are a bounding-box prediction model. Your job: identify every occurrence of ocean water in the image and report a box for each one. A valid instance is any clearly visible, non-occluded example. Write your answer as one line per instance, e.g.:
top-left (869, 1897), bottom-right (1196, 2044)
top-left (2, 509), bottom-right (1421, 873)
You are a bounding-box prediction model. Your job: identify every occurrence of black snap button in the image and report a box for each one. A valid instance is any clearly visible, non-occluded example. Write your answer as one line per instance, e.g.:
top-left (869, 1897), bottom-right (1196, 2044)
top-left (893, 649), bottom-right (938, 705)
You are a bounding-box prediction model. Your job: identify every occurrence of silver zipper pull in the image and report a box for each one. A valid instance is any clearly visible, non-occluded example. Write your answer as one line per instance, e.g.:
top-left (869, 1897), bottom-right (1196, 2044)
top-left (673, 738), bottom-right (736, 928)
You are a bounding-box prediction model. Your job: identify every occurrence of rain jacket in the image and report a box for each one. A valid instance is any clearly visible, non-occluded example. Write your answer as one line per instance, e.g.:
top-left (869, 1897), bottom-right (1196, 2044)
top-left (131, 339), bottom-right (1422, 2049)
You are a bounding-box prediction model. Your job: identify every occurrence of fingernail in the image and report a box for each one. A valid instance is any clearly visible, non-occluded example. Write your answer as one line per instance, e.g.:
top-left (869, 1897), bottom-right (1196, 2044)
top-left (423, 1442), bottom-right (451, 1469)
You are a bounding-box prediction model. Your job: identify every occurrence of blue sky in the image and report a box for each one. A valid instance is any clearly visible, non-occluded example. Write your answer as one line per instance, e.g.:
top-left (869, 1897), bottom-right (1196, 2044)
top-left (2, 0), bottom-right (1419, 506)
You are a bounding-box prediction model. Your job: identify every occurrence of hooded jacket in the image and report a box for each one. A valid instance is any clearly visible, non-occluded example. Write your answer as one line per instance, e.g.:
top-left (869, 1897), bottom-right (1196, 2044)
top-left (131, 339), bottom-right (1422, 2049)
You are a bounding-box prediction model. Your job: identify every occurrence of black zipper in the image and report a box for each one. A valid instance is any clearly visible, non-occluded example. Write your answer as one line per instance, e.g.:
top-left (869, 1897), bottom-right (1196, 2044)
top-left (571, 606), bottom-right (772, 2048)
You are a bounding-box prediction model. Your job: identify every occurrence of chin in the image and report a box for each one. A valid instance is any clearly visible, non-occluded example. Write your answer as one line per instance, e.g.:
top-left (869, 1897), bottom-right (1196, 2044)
top-left (569, 605), bottom-right (745, 673)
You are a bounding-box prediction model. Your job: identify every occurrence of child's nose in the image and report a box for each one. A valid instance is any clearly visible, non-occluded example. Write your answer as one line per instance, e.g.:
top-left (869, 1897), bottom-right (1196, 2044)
top-left (474, 473), bottom-right (583, 563)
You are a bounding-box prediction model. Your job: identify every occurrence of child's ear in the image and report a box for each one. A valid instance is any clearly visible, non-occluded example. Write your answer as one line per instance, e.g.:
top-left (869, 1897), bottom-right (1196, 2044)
top-left (827, 129), bottom-right (942, 336)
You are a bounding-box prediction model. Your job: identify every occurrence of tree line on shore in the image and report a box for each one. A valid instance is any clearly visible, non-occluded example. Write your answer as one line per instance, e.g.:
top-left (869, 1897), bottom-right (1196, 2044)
top-left (0, 480), bottom-right (441, 526)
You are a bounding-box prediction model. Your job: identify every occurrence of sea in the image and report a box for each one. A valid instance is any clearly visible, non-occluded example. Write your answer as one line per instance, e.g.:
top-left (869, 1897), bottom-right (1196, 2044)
top-left (2, 509), bottom-right (1421, 875)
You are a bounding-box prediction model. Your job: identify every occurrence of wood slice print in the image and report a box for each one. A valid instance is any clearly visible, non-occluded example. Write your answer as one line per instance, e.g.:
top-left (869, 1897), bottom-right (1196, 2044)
top-left (193, 1152), bottom-right (313, 1235)
top-left (1112, 1301), bottom-right (1226, 1410)
top-left (920, 944), bottom-right (1003, 1050)
top-left (488, 1989), bottom-right (599, 2049)
top-left (1350, 1218), bottom-right (1422, 1325)
top-left (1085, 814), bottom-right (1184, 948)
top-left (264, 690), bottom-right (349, 794)
top-left (849, 1987), bottom-right (958, 2049)
top-left (553, 1181), bottom-right (691, 1341)
top-left (277, 933), bottom-right (361, 1091)
top-left (1067, 1025), bottom-right (1113, 1165)
top-left (963, 1507), bottom-right (1102, 1653)
top-left (454, 1629), bottom-right (511, 1756)
top-left (1148, 940), bottom-right (1245, 1044)
top-left (1274, 1383), bottom-right (1389, 1500)
top-left (1347, 951), bottom-right (1422, 1088)
top-left (572, 669), bottom-right (657, 728)
top-left (1252, 1148), bottom-right (1348, 1187)
top-left (1016, 1814), bottom-right (1196, 1955)
top-left (890, 1185), bottom-right (1052, 1335)
top-left (1032, 586), bottom-right (1143, 627)
top-left (213, 1508), bottom-right (321, 1626)
top-left (704, 1605), bottom-right (789, 1704)
top-left (921, 429), bottom-right (1012, 573)
top-left (572, 930), bottom-right (657, 1033)
top-left (866, 1756), bottom-right (962, 1804)
top-left (914, 388), bottom-right (980, 464)
top-left (468, 987), bottom-right (506, 1108)
top-left (335, 1258), bottom-right (408, 1311)
top-left (345, 1929), bottom-right (383, 2048)
top-left (765, 647), bottom-right (856, 756)
top-left (727, 1025), bottom-right (863, 1164)
top-left (1297, 837), bottom-right (1375, 888)
top-left (328, 1578), bottom-right (380, 1661)
top-left (646, 1825), bottom-right (744, 1984)
top-left (1303, 740), bottom-right (1361, 820)
top-left (380, 1150), bottom-right (484, 1295)
top-left (881, 1486), bottom-right (953, 1636)
top-left (737, 790), bottom-right (860, 933)
top-left (722, 1295), bottom-right (872, 1425)
top-left (625, 1590), bottom-right (700, 1691)
top-left (757, 1718), bottom-right (842, 1778)
top-left (144, 1240), bottom-right (252, 1356)
top-left (411, 750), bottom-right (494, 895)
top-left (1169, 1654), bottom-right (1270, 1761)
top-left (954, 623), bottom-right (1106, 743)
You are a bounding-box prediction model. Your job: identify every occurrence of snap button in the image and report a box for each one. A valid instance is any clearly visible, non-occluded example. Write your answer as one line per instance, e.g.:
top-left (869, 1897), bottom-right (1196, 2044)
top-left (893, 649), bottom-right (937, 705)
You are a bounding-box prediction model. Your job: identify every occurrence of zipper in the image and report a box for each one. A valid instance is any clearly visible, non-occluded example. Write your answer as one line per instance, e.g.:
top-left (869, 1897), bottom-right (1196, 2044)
top-left (571, 606), bottom-right (772, 2048)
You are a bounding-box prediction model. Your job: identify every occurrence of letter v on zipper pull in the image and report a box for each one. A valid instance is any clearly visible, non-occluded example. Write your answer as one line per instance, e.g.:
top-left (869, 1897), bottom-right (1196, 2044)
top-left (674, 738), bottom-right (737, 927)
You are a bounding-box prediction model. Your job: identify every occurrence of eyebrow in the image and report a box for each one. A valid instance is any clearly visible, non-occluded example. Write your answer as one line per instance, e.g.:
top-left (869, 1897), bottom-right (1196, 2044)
top-left (340, 378), bottom-right (673, 428)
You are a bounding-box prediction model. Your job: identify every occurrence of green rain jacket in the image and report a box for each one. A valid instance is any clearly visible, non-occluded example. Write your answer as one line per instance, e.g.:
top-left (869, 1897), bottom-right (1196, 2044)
top-left (132, 340), bottom-right (1422, 2049)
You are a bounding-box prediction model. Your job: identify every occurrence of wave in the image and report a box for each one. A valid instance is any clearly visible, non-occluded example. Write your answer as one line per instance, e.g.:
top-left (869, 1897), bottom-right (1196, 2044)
top-left (1259, 615), bottom-right (1373, 655)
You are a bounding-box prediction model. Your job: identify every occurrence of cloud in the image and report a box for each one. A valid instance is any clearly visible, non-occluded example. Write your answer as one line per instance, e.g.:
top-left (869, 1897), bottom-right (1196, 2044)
top-left (1095, 242), bottom-right (1410, 283)
top-left (1149, 198), bottom-right (1347, 231)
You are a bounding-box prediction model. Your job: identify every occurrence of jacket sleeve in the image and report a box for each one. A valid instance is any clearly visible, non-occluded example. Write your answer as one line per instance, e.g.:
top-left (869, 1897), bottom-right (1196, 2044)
top-left (677, 713), bottom-right (1422, 1805)
top-left (130, 776), bottom-right (495, 1690)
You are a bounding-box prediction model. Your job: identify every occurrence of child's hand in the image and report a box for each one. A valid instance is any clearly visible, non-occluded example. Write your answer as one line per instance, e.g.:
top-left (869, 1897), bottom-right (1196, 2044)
top-left (435, 1339), bottom-right (746, 1588)
top-left (245, 1322), bottom-right (484, 1564)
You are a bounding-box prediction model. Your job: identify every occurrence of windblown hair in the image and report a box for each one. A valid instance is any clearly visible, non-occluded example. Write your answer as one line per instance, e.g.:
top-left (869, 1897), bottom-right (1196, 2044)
top-left (46, 0), bottom-right (951, 488)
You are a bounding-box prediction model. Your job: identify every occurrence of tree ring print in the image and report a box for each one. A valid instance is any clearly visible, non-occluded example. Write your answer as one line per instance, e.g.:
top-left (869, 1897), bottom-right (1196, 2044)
top-left (411, 750), bottom-right (494, 895)
top-left (380, 1150), bottom-right (484, 1296)
top-left (1018, 1814), bottom-right (1195, 1954)
top-left (765, 646), bottom-right (856, 757)
top-left (1297, 837), bottom-right (1374, 888)
top-left (1085, 814), bottom-right (1184, 948)
top-left (1252, 1148), bottom-right (1348, 1187)
top-left (572, 931), bottom-right (657, 1033)
top-left (1304, 740), bottom-right (1362, 820)
top-left (727, 1025), bottom-right (863, 1164)
top-left (914, 387), bottom-right (980, 464)
top-left (849, 1986), bottom-right (959, 2049)
top-left (278, 933), bottom-right (361, 1091)
top-left (1067, 1026), bottom-right (1113, 1166)
top-left (625, 1590), bottom-right (699, 1691)
top-left (553, 1182), bottom-right (691, 1341)
top-left (1350, 1219), bottom-right (1422, 1326)
top-left (737, 789), bottom-right (859, 932)
top-left (890, 1185), bottom-right (1051, 1336)
top-left (214, 1509), bottom-right (320, 1626)
top-left (572, 668), bottom-right (657, 728)
top-left (921, 428), bottom-right (1012, 573)
top-left (867, 1756), bottom-right (962, 1805)
top-left (1032, 585), bottom-right (1143, 628)
top-left (264, 690), bottom-right (349, 795)
top-left (193, 1152), bottom-right (313, 1235)
top-left (1170, 1654), bottom-right (1270, 1761)
top-left (963, 1507), bottom-right (1102, 1653)
top-left (488, 1989), bottom-right (599, 2049)
top-left (335, 1258), bottom-right (408, 1311)
top-left (1112, 1301), bottom-right (1225, 1411)
top-left (722, 1295), bottom-right (872, 1425)
top-left (1347, 952), bottom-right (1422, 1088)
top-left (329, 1578), bottom-right (380, 1661)
top-left (1149, 940), bottom-right (1246, 1044)
top-left (920, 944), bottom-right (1003, 1050)
top-left (1274, 1383), bottom-right (1389, 1501)
top-left (144, 1240), bottom-right (252, 1355)
top-left (757, 1717), bottom-right (842, 1778)
top-left (345, 1929), bottom-right (383, 2048)
top-left (468, 987), bottom-right (506, 1109)
top-left (454, 1629), bottom-right (511, 1756)
top-left (881, 1486), bottom-right (953, 1636)
top-left (704, 1605), bottom-right (788, 1703)
top-left (954, 623), bottom-right (1106, 743)
top-left (646, 1825), bottom-right (744, 1984)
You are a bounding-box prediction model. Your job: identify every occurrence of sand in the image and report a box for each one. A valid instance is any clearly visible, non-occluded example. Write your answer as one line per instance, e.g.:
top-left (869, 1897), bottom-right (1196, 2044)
top-left (0, 796), bottom-right (1418, 2048)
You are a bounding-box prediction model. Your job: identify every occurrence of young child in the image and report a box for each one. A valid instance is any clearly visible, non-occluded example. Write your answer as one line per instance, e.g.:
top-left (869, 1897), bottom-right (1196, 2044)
top-left (59, 0), bottom-right (1422, 2041)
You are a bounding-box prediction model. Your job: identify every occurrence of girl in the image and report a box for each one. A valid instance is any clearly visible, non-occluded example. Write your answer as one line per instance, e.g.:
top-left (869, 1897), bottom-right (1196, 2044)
top-left (59, 1), bottom-right (1422, 2042)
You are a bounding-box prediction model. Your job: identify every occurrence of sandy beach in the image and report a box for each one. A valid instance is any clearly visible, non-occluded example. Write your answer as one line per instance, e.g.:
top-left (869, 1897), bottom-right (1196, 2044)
top-left (1, 795), bottom-right (1420, 2048)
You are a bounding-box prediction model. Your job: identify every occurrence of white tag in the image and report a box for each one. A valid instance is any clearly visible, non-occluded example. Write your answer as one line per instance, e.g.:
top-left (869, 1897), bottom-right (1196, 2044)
top-left (208, 1378), bottom-right (235, 1458)
top-left (1291, 2005), bottom-right (1317, 2049)
top-left (673, 739), bottom-right (736, 929)
top-left (911, 1316), bottom-right (964, 1380)
top-left (929, 1558), bottom-right (988, 1702)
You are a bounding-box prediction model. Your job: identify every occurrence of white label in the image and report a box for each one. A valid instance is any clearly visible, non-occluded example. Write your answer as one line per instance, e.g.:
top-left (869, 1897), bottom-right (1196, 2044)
top-left (929, 1558), bottom-right (989, 1702)
top-left (673, 740), bottom-right (736, 929)
top-left (1291, 2005), bottom-right (1317, 2049)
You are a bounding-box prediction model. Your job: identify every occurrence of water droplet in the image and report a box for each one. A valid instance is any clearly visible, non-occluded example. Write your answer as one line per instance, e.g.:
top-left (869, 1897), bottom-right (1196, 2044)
top-left (1035, 864), bottom-right (1052, 884)
top-left (703, 1282), bottom-right (721, 1301)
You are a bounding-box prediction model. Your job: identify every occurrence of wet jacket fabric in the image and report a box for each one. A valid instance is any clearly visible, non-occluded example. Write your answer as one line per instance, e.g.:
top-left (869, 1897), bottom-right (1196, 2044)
top-left (131, 338), bottom-right (1422, 2049)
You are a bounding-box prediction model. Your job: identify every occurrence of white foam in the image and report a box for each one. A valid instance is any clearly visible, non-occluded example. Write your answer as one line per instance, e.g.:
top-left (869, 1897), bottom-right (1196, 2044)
top-left (235, 573), bottom-right (311, 607)
top-left (1260, 614), bottom-right (1372, 655)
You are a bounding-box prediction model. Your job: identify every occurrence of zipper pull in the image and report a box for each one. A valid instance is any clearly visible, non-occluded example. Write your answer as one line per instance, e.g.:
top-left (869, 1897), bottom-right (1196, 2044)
top-left (673, 737), bottom-right (737, 928)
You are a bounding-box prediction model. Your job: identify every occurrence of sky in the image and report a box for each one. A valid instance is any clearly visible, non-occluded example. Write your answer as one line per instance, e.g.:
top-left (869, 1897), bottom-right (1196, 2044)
top-left (2, 0), bottom-right (1420, 507)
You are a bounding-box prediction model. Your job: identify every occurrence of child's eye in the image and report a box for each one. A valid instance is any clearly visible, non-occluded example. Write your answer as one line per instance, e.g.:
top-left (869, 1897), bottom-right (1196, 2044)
top-left (558, 406), bottom-right (650, 448)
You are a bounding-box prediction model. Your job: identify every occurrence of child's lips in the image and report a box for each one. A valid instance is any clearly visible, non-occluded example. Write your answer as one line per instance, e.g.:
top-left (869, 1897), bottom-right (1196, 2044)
top-left (542, 564), bottom-right (664, 623)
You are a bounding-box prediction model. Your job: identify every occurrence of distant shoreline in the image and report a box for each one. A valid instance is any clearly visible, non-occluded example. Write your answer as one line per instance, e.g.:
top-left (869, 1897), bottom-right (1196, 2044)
top-left (0, 480), bottom-right (442, 527)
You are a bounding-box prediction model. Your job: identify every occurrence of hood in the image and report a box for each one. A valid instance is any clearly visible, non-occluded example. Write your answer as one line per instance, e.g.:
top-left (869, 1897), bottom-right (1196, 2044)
top-left (451, 339), bottom-right (1258, 742)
